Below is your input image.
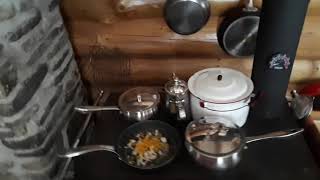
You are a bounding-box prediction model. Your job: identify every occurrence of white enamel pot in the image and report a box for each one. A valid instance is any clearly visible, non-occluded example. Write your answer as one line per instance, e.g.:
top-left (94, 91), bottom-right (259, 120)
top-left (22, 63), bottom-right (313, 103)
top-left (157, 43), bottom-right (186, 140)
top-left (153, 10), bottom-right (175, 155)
top-left (188, 68), bottom-right (254, 127)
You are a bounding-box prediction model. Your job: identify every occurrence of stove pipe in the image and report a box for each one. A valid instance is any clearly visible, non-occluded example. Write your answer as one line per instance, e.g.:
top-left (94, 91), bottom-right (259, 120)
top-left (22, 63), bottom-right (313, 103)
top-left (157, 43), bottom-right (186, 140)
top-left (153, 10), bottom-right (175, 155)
top-left (251, 0), bottom-right (310, 119)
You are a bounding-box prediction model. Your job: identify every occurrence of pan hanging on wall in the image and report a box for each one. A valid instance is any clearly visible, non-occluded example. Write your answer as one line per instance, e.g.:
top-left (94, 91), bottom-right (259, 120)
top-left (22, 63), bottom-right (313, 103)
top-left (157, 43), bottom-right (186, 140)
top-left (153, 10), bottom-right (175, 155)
top-left (164, 0), bottom-right (211, 35)
top-left (217, 0), bottom-right (260, 57)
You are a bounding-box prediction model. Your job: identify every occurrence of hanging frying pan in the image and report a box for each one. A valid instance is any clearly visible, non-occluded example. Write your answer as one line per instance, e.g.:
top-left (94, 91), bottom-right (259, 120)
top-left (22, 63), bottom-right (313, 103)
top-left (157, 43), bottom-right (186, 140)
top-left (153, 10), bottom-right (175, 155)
top-left (217, 0), bottom-right (260, 57)
top-left (164, 0), bottom-right (211, 35)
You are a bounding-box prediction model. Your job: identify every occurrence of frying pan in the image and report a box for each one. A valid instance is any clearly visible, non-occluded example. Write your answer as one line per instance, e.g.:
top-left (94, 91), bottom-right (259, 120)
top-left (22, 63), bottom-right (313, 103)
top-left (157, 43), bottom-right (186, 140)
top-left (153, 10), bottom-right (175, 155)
top-left (218, 0), bottom-right (260, 57)
top-left (164, 0), bottom-right (210, 35)
top-left (59, 120), bottom-right (181, 170)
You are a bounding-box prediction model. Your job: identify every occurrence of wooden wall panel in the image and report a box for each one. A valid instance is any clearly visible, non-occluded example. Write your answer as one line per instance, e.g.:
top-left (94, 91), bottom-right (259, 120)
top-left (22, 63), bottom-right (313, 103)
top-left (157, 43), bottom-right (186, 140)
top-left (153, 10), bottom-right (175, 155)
top-left (77, 55), bottom-right (320, 85)
top-left (61, 0), bottom-right (320, 94)
top-left (68, 16), bottom-right (320, 59)
top-left (61, 0), bottom-right (320, 22)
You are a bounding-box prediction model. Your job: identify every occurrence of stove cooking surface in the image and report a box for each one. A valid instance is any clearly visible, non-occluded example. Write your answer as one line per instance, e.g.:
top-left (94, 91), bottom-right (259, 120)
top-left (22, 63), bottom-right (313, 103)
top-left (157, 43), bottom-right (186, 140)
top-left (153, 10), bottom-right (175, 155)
top-left (74, 93), bottom-right (320, 180)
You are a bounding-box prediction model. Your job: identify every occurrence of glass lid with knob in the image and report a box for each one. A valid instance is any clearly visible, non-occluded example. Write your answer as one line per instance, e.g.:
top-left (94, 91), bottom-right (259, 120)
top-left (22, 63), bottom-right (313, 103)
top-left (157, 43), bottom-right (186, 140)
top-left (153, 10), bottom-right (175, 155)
top-left (118, 87), bottom-right (160, 112)
top-left (185, 116), bottom-right (245, 156)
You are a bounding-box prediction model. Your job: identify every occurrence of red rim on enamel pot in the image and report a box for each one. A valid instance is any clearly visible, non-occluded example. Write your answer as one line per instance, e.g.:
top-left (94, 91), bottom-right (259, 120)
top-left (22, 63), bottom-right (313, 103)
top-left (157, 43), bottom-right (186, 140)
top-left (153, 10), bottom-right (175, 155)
top-left (188, 68), bottom-right (254, 127)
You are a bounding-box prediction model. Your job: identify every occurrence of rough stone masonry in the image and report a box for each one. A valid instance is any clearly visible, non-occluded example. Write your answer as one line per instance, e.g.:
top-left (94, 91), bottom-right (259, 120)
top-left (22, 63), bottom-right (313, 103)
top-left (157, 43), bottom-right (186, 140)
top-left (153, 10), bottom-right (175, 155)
top-left (0, 0), bottom-right (85, 179)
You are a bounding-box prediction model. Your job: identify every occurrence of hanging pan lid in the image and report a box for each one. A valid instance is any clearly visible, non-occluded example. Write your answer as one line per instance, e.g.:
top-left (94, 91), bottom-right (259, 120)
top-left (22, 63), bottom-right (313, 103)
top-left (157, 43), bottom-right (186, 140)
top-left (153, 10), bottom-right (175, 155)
top-left (188, 68), bottom-right (254, 103)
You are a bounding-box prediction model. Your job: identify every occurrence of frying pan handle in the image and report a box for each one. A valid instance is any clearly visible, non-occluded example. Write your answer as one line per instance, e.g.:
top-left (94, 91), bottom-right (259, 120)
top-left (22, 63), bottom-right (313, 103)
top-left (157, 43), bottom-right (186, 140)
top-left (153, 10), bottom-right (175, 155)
top-left (246, 128), bottom-right (304, 144)
top-left (75, 106), bottom-right (120, 113)
top-left (58, 145), bottom-right (119, 158)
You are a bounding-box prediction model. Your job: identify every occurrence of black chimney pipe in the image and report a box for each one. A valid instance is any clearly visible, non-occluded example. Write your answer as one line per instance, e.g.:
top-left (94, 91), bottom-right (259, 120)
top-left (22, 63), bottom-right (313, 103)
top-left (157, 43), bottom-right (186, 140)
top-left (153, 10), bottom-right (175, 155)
top-left (251, 0), bottom-right (310, 119)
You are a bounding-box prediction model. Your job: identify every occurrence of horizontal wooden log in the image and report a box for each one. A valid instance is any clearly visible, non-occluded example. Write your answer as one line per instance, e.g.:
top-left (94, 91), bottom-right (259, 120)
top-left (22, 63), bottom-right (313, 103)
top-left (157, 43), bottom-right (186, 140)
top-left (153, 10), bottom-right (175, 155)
top-left (61, 0), bottom-right (320, 22)
top-left (61, 0), bottom-right (119, 23)
top-left (77, 54), bottom-right (320, 87)
top-left (68, 16), bottom-right (320, 60)
top-left (115, 0), bottom-right (320, 17)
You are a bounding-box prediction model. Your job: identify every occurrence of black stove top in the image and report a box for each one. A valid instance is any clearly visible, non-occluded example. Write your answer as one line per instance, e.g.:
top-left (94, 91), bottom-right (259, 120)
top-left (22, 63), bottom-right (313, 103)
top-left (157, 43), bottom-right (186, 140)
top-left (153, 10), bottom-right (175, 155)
top-left (73, 93), bottom-right (320, 180)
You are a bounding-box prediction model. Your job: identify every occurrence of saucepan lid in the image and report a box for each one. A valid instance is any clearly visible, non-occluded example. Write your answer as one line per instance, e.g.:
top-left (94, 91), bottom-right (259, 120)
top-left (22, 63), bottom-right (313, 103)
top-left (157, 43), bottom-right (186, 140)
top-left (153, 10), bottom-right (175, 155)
top-left (118, 87), bottom-right (160, 112)
top-left (185, 116), bottom-right (245, 156)
top-left (188, 68), bottom-right (254, 103)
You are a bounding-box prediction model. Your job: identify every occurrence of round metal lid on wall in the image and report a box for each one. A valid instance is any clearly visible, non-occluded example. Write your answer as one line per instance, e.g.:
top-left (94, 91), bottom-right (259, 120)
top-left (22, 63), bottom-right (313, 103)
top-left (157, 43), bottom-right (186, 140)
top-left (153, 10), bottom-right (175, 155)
top-left (188, 68), bottom-right (254, 103)
top-left (164, 0), bottom-right (211, 35)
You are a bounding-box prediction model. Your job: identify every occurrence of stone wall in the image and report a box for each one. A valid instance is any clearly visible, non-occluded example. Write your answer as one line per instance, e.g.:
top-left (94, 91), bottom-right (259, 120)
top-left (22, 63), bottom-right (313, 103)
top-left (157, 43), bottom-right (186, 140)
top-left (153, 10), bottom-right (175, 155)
top-left (0, 0), bottom-right (85, 179)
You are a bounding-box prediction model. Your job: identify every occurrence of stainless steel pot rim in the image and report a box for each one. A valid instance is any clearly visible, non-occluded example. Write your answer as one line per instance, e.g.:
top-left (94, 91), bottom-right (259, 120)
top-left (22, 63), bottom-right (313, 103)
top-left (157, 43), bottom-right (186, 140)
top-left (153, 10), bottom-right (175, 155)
top-left (185, 139), bottom-right (246, 158)
top-left (185, 120), bottom-right (247, 157)
top-left (223, 16), bottom-right (260, 57)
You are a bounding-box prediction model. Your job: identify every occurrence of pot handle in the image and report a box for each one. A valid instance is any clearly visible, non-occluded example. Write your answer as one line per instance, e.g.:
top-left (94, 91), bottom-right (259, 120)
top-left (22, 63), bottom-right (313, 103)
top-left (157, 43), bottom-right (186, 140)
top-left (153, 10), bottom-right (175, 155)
top-left (244, 0), bottom-right (258, 12)
top-left (201, 101), bottom-right (249, 112)
top-left (58, 145), bottom-right (119, 159)
top-left (246, 128), bottom-right (304, 144)
top-left (244, 93), bottom-right (256, 104)
top-left (177, 103), bottom-right (187, 120)
top-left (75, 106), bottom-right (120, 114)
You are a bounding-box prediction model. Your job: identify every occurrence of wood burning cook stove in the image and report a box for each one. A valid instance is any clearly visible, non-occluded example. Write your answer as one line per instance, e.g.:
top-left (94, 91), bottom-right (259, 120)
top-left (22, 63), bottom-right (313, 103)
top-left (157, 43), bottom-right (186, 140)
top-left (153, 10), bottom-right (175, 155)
top-left (251, 0), bottom-right (310, 119)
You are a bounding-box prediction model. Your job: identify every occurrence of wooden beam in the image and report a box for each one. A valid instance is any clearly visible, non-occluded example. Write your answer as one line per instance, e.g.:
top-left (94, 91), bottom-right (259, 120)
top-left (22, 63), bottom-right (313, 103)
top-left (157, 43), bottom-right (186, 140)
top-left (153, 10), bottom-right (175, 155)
top-left (77, 54), bottom-right (320, 86)
top-left (68, 16), bottom-right (320, 60)
top-left (61, 0), bottom-right (320, 22)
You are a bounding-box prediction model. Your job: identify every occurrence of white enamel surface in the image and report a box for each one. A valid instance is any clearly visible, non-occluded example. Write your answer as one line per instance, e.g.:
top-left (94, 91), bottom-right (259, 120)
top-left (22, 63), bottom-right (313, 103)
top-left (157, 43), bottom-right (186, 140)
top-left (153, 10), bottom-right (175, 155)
top-left (188, 68), bottom-right (253, 127)
top-left (188, 68), bottom-right (253, 103)
top-left (190, 93), bottom-right (249, 127)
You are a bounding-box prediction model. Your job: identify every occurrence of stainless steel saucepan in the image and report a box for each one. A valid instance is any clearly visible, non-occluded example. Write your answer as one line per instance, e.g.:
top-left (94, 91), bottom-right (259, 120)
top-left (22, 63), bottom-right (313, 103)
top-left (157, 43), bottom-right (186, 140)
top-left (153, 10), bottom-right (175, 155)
top-left (75, 87), bottom-right (160, 121)
top-left (185, 117), bottom-right (304, 170)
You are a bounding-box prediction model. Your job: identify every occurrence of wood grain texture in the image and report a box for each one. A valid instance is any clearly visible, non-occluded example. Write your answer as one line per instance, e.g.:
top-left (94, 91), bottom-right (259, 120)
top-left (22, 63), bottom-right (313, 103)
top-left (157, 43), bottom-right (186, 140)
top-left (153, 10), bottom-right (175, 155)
top-left (61, 0), bottom-right (320, 93)
top-left (77, 54), bottom-right (320, 86)
top-left (68, 16), bottom-right (320, 59)
top-left (61, 0), bottom-right (320, 21)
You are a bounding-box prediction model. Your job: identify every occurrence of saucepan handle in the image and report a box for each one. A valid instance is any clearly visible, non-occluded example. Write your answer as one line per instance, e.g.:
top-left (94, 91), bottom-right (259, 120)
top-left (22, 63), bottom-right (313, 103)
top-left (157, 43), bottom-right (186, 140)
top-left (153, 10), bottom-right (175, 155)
top-left (75, 106), bottom-right (120, 113)
top-left (58, 145), bottom-right (119, 158)
top-left (246, 128), bottom-right (304, 144)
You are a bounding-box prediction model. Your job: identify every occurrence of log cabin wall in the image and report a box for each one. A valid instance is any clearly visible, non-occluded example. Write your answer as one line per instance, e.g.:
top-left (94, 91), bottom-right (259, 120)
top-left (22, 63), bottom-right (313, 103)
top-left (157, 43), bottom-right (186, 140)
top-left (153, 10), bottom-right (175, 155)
top-left (60, 0), bottom-right (320, 97)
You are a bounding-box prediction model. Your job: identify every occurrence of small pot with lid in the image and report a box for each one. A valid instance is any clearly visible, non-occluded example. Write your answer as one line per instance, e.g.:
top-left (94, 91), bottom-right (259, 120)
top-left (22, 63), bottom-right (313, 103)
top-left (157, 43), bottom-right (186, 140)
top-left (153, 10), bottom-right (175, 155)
top-left (188, 68), bottom-right (254, 127)
top-left (185, 117), bottom-right (304, 170)
top-left (75, 87), bottom-right (160, 121)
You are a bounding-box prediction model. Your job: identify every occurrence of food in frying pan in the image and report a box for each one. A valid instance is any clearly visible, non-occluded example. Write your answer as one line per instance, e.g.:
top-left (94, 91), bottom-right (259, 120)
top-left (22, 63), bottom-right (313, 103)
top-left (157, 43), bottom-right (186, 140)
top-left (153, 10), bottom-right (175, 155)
top-left (126, 130), bottom-right (169, 167)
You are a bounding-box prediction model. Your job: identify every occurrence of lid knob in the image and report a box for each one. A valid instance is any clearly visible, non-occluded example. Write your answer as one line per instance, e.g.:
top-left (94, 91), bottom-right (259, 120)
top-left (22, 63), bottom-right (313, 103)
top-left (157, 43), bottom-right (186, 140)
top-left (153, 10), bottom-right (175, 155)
top-left (217, 75), bottom-right (223, 81)
top-left (137, 94), bottom-right (142, 103)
